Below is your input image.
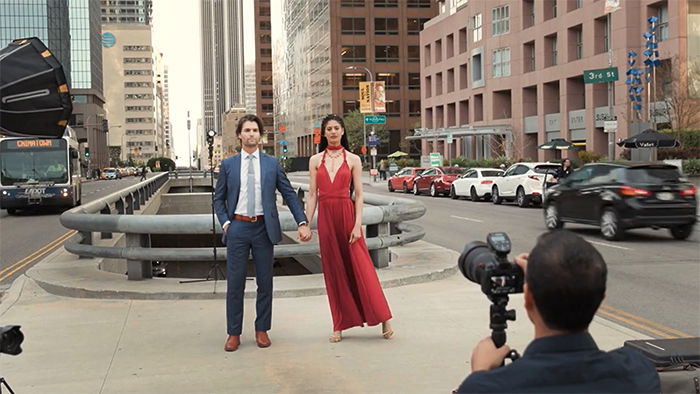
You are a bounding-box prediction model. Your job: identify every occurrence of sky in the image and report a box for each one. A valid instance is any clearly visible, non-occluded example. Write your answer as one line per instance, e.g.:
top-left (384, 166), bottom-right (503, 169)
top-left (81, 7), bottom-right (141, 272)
top-left (151, 0), bottom-right (254, 166)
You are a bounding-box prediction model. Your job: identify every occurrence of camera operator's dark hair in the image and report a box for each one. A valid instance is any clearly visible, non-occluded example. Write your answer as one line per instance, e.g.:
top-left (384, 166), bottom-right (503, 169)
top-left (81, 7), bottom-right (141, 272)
top-left (236, 114), bottom-right (264, 136)
top-left (527, 230), bottom-right (607, 332)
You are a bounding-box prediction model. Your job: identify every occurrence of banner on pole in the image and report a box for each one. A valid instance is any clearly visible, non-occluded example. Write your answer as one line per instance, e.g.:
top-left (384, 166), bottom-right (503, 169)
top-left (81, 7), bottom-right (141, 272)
top-left (373, 81), bottom-right (386, 113)
top-left (359, 82), bottom-right (372, 113)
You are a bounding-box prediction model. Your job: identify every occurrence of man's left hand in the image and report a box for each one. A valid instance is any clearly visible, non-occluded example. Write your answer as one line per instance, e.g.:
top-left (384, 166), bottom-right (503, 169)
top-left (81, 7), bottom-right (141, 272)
top-left (470, 337), bottom-right (512, 372)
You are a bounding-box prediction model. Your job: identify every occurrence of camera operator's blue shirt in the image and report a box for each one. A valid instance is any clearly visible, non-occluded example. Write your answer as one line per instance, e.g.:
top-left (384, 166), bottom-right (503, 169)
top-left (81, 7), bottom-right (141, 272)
top-left (456, 332), bottom-right (659, 393)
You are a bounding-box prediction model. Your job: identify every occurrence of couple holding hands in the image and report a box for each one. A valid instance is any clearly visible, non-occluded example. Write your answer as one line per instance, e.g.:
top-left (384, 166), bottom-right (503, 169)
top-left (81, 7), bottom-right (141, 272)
top-left (214, 114), bottom-right (393, 352)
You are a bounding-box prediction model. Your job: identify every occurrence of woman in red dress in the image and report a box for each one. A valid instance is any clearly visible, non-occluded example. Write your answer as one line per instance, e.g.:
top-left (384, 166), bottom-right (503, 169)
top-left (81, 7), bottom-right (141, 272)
top-left (305, 114), bottom-right (393, 343)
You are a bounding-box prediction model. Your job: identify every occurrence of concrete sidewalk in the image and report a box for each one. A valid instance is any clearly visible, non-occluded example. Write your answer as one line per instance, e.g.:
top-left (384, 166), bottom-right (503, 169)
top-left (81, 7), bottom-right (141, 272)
top-left (0, 240), bottom-right (651, 393)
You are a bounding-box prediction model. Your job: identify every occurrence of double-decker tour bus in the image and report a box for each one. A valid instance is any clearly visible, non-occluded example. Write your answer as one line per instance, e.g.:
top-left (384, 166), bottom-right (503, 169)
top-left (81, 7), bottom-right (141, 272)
top-left (0, 127), bottom-right (82, 214)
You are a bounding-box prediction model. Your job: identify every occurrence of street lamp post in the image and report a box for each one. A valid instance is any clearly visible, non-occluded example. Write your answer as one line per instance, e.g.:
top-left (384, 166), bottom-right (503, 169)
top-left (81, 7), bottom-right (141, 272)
top-left (346, 65), bottom-right (374, 165)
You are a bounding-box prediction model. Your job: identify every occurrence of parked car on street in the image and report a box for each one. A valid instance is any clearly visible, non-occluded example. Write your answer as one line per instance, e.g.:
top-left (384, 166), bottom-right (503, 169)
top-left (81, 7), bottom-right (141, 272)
top-left (543, 163), bottom-right (697, 241)
top-left (491, 162), bottom-right (560, 207)
top-left (387, 167), bottom-right (426, 193)
top-left (102, 167), bottom-right (120, 180)
top-left (451, 168), bottom-right (504, 201)
top-left (412, 166), bottom-right (465, 197)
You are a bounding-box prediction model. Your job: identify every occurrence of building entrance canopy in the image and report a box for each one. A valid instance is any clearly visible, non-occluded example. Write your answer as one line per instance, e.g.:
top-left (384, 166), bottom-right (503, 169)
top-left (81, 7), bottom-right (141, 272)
top-left (406, 125), bottom-right (512, 140)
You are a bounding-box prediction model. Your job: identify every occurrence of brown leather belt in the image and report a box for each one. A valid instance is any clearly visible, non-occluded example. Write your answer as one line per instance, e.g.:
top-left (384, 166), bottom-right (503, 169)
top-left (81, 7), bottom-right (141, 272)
top-left (232, 214), bottom-right (264, 222)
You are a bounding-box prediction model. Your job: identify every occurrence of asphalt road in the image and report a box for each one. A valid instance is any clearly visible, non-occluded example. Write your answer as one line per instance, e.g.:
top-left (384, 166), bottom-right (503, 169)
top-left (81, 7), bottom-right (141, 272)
top-left (0, 176), bottom-right (146, 289)
top-left (352, 177), bottom-right (700, 339)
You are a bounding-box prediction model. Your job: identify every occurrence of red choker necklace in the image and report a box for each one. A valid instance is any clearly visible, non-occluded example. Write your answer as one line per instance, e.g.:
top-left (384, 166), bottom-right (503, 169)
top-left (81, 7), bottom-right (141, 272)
top-left (326, 145), bottom-right (343, 150)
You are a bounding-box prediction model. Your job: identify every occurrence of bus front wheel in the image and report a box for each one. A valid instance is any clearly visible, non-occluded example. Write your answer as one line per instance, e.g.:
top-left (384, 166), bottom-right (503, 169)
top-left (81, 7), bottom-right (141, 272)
top-left (6, 208), bottom-right (16, 215)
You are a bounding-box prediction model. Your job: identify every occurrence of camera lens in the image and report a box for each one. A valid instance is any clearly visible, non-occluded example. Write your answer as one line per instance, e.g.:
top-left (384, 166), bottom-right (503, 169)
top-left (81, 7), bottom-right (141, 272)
top-left (458, 241), bottom-right (495, 284)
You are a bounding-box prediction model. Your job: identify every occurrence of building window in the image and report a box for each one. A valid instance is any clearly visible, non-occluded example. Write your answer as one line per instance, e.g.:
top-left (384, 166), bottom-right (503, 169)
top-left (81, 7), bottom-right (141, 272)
top-left (126, 117), bottom-right (155, 123)
top-left (123, 57), bottom-right (152, 64)
top-left (523, 0), bottom-right (535, 28)
top-left (341, 45), bottom-right (366, 62)
top-left (259, 6), bottom-right (271, 16)
top-left (125, 93), bottom-right (154, 100)
top-left (435, 39), bottom-right (442, 63)
top-left (261, 103), bottom-right (274, 113)
top-left (658, 4), bottom-right (669, 41)
top-left (261, 90), bottom-right (273, 98)
top-left (407, 0), bottom-right (431, 7)
top-left (459, 28), bottom-right (467, 53)
top-left (124, 81), bottom-right (153, 88)
top-left (341, 0), bottom-right (364, 6)
top-left (594, 17), bottom-right (609, 54)
top-left (492, 48), bottom-right (511, 78)
top-left (343, 73), bottom-right (367, 89)
top-left (260, 34), bottom-right (272, 44)
top-left (123, 45), bottom-right (151, 51)
top-left (375, 17), bottom-right (399, 35)
top-left (374, 0), bottom-right (398, 7)
top-left (409, 100), bottom-right (421, 116)
top-left (260, 48), bottom-right (272, 57)
top-left (409, 73), bottom-right (420, 89)
top-left (261, 62), bottom-right (272, 71)
top-left (407, 17), bottom-right (429, 35)
top-left (425, 75), bottom-right (432, 97)
top-left (375, 45), bottom-right (399, 62)
top-left (472, 14), bottom-right (482, 42)
top-left (259, 21), bottom-right (271, 30)
top-left (524, 41), bottom-right (535, 72)
top-left (491, 5), bottom-right (509, 36)
top-left (124, 69), bottom-right (153, 76)
top-left (376, 72), bottom-right (400, 89)
top-left (261, 76), bottom-right (273, 86)
top-left (341, 17), bottom-right (365, 34)
top-left (472, 53), bottom-right (483, 83)
top-left (575, 28), bottom-right (583, 60)
top-left (385, 100), bottom-right (401, 116)
top-left (435, 72), bottom-right (443, 95)
top-left (551, 36), bottom-right (558, 66)
top-left (343, 100), bottom-right (359, 113)
top-left (407, 46), bottom-right (420, 62)
top-left (446, 34), bottom-right (454, 58)
top-left (125, 106), bottom-right (154, 112)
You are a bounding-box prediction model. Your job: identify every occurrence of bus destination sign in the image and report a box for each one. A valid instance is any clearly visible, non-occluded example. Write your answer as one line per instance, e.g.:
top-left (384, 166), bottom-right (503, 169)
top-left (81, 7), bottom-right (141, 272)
top-left (4, 139), bottom-right (61, 149)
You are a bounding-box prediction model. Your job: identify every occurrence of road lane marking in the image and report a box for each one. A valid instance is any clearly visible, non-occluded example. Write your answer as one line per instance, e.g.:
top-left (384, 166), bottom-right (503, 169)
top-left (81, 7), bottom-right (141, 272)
top-left (599, 304), bottom-right (691, 338)
top-left (450, 215), bottom-right (484, 223)
top-left (587, 240), bottom-right (631, 250)
top-left (0, 230), bottom-right (76, 282)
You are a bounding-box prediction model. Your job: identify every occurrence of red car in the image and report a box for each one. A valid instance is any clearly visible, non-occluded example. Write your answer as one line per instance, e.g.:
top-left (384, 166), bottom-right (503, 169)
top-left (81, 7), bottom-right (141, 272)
top-left (412, 166), bottom-right (465, 197)
top-left (388, 167), bottom-right (426, 193)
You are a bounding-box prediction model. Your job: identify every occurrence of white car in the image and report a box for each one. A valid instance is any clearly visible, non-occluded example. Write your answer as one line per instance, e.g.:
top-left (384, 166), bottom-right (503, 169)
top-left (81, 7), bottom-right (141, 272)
top-left (450, 168), bottom-right (504, 201)
top-left (491, 162), bottom-right (560, 207)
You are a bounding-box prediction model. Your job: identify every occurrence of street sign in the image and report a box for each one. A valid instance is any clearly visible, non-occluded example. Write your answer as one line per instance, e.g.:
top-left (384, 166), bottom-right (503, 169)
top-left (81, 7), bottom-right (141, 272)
top-left (313, 135), bottom-right (321, 145)
top-left (429, 152), bottom-right (442, 166)
top-left (446, 133), bottom-right (453, 144)
top-left (364, 115), bottom-right (386, 125)
top-left (368, 134), bottom-right (380, 146)
top-left (604, 120), bottom-right (618, 133)
top-left (583, 67), bottom-right (619, 84)
top-left (278, 139), bottom-right (288, 145)
top-left (361, 145), bottom-right (367, 155)
top-left (370, 147), bottom-right (377, 156)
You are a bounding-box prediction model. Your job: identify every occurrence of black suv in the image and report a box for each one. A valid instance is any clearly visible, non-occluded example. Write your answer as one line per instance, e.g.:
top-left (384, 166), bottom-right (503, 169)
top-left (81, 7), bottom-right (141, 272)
top-left (543, 163), bottom-right (697, 240)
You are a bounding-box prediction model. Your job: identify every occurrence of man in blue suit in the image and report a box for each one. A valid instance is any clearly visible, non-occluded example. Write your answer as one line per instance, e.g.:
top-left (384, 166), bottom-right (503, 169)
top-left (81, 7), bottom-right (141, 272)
top-left (214, 114), bottom-right (311, 352)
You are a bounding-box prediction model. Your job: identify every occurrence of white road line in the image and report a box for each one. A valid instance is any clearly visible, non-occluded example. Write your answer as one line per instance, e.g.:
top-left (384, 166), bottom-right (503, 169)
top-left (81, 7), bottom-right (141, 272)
top-left (450, 215), bottom-right (484, 223)
top-left (587, 240), bottom-right (631, 250)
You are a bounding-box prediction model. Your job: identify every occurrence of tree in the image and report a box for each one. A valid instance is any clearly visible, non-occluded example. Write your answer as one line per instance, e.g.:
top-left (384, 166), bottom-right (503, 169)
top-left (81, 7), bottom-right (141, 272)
top-left (342, 110), bottom-right (388, 153)
top-left (657, 57), bottom-right (700, 133)
top-left (108, 146), bottom-right (121, 167)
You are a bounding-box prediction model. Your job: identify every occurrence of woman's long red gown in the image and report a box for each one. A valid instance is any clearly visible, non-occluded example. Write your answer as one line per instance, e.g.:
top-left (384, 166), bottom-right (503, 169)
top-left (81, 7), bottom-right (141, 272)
top-left (316, 148), bottom-right (392, 331)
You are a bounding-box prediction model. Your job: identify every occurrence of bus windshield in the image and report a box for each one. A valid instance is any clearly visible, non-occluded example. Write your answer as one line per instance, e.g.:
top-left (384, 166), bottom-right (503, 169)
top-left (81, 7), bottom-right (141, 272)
top-left (0, 139), bottom-right (69, 185)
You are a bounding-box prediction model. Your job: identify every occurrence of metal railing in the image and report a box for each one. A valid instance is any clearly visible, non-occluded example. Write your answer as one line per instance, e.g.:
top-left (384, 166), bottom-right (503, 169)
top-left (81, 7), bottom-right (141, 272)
top-left (60, 171), bottom-right (426, 280)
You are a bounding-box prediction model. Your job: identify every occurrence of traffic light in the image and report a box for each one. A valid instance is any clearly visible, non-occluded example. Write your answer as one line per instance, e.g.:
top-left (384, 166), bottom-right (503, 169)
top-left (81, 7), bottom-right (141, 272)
top-left (84, 148), bottom-right (90, 157)
top-left (282, 146), bottom-right (288, 154)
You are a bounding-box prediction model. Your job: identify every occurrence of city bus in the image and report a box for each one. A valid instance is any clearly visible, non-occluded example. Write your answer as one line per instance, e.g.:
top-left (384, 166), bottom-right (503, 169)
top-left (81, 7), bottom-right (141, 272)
top-left (0, 127), bottom-right (82, 214)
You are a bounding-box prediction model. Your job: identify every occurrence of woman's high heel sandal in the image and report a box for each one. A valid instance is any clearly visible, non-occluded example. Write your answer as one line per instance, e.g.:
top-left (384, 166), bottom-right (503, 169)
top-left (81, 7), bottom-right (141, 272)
top-left (329, 331), bottom-right (342, 343)
top-left (381, 322), bottom-right (394, 339)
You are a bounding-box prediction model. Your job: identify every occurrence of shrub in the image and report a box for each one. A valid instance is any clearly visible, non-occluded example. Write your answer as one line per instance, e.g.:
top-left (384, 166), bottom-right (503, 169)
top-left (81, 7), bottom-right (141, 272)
top-left (146, 157), bottom-right (176, 172)
top-left (578, 150), bottom-right (603, 164)
top-left (683, 159), bottom-right (700, 176)
top-left (396, 158), bottom-right (419, 168)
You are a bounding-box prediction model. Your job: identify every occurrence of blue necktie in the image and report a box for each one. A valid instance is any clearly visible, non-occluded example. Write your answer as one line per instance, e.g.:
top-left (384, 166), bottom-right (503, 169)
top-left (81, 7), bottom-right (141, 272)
top-left (247, 154), bottom-right (256, 217)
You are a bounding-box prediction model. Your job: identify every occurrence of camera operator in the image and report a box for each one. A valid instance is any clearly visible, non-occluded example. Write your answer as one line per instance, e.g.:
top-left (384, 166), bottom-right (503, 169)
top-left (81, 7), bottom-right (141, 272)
top-left (455, 230), bottom-right (660, 393)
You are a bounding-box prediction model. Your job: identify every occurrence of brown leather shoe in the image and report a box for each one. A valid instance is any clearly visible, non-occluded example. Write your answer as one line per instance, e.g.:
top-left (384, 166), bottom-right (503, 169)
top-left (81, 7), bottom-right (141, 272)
top-left (255, 331), bottom-right (271, 348)
top-left (224, 335), bottom-right (240, 352)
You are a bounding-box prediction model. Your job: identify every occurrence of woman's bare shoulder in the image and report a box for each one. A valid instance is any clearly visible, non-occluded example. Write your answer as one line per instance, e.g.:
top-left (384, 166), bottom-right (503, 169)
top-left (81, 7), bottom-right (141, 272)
top-left (309, 152), bottom-right (323, 164)
top-left (345, 151), bottom-right (361, 163)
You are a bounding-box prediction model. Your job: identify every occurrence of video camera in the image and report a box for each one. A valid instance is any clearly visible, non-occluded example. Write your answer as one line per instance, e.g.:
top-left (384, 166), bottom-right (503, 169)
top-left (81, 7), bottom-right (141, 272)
top-left (0, 325), bottom-right (23, 356)
top-left (458, 233), bottom-right (522, 361)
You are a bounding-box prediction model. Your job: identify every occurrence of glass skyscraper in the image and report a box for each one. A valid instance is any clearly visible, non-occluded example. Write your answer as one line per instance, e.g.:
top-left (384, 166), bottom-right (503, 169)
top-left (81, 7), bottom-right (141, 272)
top-left (0, 0), bottom-right (71, 84)
top-left (69, 0), bottom-right (103, 95)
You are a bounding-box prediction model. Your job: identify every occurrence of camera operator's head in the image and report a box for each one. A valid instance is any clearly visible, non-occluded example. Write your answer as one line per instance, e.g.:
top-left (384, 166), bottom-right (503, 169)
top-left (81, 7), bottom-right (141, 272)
top-left (525, 230), bottom-right (607, 334)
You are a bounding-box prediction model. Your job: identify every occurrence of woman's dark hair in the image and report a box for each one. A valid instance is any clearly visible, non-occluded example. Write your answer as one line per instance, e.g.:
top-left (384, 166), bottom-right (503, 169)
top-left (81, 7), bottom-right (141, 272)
top-left (236, 114), bottom-right (264, 136)
top-left (318, 114), bottom-right (350, 153)
top-left (526, 230), bottom-right (607, 332)
top-left (561, 159), bottom-right (572, 168)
